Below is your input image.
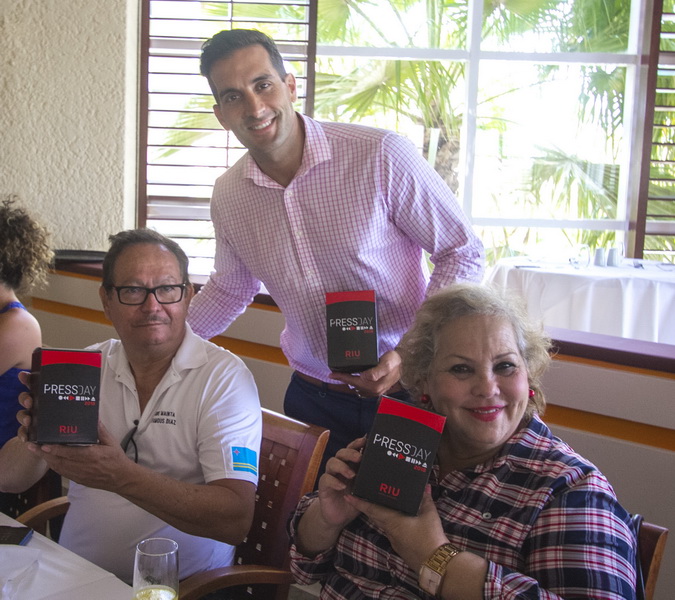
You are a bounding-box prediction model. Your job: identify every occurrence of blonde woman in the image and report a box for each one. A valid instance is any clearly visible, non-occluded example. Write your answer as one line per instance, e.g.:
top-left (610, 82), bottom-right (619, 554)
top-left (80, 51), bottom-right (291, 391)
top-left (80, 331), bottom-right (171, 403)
top-left (289, 283), bottom-right (637, 600)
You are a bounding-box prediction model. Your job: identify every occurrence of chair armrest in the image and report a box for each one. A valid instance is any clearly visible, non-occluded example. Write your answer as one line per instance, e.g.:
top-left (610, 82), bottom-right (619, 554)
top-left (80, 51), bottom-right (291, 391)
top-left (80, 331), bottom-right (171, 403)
top-left (179, 565), bottom-right (294, 600)
top-left (16, 496), bottom-right (70, 534)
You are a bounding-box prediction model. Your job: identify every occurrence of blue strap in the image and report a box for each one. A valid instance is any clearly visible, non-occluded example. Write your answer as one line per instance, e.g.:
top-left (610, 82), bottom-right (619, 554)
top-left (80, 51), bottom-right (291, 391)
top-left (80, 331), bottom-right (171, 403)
top-left (0, 301), bottom-right (26, 314)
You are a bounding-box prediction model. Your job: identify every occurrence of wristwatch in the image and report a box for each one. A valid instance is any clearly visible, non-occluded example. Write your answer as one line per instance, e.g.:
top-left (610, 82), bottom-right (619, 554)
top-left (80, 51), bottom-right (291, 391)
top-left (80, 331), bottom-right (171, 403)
top-left (418, 542), bottom-right (460, 598)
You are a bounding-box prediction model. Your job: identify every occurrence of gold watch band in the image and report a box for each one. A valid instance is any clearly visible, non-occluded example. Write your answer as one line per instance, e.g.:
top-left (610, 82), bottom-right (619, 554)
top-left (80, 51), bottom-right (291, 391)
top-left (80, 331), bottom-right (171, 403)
top-left (418, 542), bottom-right (460, 598)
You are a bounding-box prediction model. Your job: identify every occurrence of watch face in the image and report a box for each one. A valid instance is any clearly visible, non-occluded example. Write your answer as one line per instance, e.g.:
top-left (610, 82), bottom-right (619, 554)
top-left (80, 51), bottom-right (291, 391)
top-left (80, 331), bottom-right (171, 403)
top-left (419, 565), bottom-right (442, 595)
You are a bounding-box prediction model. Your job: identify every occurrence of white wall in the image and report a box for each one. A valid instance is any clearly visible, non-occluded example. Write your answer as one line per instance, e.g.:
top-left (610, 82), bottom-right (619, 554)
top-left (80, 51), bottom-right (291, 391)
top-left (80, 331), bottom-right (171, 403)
top-left (0, 0), bottom-right (136, 249)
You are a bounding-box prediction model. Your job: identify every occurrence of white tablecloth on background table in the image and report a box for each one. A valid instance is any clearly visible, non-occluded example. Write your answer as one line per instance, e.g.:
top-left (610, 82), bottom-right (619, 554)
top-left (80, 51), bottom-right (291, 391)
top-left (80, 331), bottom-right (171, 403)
top-left (0, 512), bottom-right (131, 599)
top-left (487, 257), bottom-right (675, 344)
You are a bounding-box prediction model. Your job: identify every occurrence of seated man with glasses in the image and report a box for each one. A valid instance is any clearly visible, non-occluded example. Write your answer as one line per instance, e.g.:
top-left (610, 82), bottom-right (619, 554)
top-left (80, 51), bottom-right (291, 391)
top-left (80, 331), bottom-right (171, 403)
top-left (0, 228), bottom-right (262, 584)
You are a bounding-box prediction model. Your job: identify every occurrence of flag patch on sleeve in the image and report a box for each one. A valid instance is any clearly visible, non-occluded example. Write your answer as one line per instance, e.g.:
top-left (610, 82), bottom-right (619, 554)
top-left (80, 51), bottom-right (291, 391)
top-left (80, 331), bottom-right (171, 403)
top-left (231, 446), bottom-right (258, 475)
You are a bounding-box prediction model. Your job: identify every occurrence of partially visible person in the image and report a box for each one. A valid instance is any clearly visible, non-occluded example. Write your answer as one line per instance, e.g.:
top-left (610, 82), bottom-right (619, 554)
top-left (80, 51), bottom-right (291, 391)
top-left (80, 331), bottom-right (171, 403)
top-left (189, 29), bottom-right (484, 470)
top-left (0, 228), bottom-right (262, 583)
top-left (0, 196), bottom-right (52, 449)
top-left (289, 283), bottom-right (637, 599)
top-left (0, 197), bottom-right (53, 517)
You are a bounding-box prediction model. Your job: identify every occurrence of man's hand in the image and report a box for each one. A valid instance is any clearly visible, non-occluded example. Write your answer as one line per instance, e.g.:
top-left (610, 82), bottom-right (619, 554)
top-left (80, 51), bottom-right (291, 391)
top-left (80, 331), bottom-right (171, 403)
top-left (17, 371), bottom-right (133, 490)
top-left (26, 423), bottom-right (134, 491)
top-left (16, 372), bottom-right (34, 442)
top-left (329, 349), bottom-right (402, 397)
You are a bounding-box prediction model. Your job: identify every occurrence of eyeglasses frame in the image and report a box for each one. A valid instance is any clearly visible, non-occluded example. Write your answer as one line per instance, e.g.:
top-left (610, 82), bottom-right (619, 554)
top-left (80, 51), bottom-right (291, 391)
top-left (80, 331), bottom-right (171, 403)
top-left (121, 421), bottom-right (139, 463)
top-left (110, 283), bottom-right (188, 306)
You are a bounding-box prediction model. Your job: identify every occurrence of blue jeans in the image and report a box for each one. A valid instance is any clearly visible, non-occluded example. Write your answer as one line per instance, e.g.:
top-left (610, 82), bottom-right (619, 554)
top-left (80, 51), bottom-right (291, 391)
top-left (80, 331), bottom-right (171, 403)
top-left (283, 373), bottom-right (411, 485)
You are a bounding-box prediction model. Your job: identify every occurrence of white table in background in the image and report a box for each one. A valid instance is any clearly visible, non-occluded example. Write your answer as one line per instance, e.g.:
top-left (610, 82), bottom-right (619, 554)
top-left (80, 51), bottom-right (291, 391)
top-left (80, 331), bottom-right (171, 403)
top-left (487, 257), bottom-right (675, 345)
top-left (0, 512), bottom-right (131, 599)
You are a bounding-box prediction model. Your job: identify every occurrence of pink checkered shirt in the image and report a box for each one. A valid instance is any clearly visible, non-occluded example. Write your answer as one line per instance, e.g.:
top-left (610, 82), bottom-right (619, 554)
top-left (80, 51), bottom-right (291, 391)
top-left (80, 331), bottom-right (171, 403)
top-left (188, 115), bottom-right (484, 381)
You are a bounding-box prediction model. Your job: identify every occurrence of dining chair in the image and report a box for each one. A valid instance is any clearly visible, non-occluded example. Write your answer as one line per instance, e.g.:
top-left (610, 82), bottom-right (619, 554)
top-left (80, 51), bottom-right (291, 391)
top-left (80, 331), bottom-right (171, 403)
top-left (179, 408), bottom-right (330, 600)
top-left (633, 514), bottom-right (669, 600)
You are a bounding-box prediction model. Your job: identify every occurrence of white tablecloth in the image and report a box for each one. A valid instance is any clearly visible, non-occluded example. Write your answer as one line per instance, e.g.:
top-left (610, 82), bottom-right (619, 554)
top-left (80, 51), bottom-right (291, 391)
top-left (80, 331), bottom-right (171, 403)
top-left (487, 257), bottom-right (675, 345)
top-left (0, 512), bottom-right (131, 600)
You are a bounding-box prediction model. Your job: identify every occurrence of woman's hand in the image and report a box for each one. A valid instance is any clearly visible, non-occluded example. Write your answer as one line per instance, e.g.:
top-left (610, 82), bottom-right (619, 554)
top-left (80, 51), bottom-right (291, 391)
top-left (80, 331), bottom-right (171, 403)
top-left (346, 485), bottom-right (449, 574)
top-left (295, 436), bottom-right (366, 557)
top-left (316, 436), bottom-right (366, 529)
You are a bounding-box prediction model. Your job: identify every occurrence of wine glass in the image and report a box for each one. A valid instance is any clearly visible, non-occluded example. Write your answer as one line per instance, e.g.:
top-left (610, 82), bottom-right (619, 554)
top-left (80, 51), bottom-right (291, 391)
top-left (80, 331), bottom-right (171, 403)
top-left (132, 537), bottom-right (179, 600)
top-left (568, 244), bottom-right (590, 269)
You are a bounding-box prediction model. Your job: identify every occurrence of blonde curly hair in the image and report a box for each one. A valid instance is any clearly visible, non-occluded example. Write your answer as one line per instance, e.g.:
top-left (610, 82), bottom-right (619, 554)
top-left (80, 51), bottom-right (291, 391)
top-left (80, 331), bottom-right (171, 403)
top-left (398, 283), bottom-right (552, 419)
top-left (0, 196), bottom-right (53, 294)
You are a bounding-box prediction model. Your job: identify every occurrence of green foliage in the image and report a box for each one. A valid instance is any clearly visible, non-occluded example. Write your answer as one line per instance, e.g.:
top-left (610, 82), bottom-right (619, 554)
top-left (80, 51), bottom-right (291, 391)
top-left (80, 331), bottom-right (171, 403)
top-left (310, 0), bottom-right (634, 256)
top-left (315, 60), bottom-right (464, 133)
top-left (528, 147), bottom-right (619, 249)
top-left (158, 95), bottom-right (220, 158)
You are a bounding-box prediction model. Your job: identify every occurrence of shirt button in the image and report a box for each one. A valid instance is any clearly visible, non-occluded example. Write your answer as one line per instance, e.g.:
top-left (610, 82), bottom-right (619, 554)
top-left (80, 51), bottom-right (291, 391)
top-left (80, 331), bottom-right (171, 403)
top-left (482, 512), bottom-right (492, 520)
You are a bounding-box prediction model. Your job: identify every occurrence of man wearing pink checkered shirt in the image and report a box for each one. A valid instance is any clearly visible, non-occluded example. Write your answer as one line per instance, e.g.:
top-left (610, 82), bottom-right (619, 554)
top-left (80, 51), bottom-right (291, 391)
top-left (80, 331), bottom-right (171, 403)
top-left (189, 30), bottom-right (484, 473)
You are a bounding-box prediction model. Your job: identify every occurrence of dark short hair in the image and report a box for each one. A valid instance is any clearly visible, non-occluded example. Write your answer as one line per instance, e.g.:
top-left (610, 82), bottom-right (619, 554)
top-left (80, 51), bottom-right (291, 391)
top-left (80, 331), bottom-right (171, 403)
top-left (200, 29), bottom-right (287, 100)
top-left (101, 229), bottom-right (189, 290)
top-left (0, 196), bottom-right (53, 293)
top-left (398, 283), bottom-right (552, 419)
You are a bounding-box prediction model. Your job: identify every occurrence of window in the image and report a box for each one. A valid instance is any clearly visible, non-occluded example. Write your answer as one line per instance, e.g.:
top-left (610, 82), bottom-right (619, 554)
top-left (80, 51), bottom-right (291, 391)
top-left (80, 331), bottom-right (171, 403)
top-left (139, 0), bottom-right (675, 270)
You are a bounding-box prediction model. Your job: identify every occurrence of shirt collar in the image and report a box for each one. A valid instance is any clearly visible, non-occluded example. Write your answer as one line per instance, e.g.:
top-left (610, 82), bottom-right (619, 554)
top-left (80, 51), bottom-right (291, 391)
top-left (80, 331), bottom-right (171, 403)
top-left (106, 323), bottom-right (208, 385)
top-left (432, 414), bottom-right (551, 483)
top-left (243, 113), bottom-right (333, 185)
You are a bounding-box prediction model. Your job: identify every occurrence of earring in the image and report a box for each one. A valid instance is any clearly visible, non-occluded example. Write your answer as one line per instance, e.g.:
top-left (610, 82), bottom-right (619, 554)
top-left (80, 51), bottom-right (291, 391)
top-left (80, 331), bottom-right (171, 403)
top-left (528, 389), bottom-right (535, 398)
top-left (420, 394), bottom-right (431, 404)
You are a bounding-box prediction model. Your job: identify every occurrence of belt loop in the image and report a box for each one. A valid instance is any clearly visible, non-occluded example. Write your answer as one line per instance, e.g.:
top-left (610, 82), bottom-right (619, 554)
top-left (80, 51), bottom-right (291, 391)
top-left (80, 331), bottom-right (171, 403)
top-left (319, 380), bottom-right (328, 398)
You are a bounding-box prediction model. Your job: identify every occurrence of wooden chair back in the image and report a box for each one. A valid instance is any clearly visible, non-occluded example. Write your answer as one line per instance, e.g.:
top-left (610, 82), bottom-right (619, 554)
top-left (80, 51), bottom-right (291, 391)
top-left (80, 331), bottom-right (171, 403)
top-left (1, 469), bottom-right (62, 520)
top-left (635, 517), bottom-right (669, 600)
top-left (179, 409), bottom-right (329, 600)
top-left (235, 408), bottom-right (330, 570)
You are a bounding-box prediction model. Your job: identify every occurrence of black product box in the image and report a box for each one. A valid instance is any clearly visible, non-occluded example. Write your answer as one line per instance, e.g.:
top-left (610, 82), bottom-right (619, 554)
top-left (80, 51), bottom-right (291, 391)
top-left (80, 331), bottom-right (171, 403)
top-left (326, 290), bottom-right (378, 373)
top-left (28, 347), bottom-right (101, 445)
top-left (352, 396), bottom-right (446, 515)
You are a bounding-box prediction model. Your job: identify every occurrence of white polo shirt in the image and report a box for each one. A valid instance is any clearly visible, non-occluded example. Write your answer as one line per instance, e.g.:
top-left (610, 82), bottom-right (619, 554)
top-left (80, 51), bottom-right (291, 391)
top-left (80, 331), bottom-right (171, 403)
top-left (59, 325), bottom-right (262, 583)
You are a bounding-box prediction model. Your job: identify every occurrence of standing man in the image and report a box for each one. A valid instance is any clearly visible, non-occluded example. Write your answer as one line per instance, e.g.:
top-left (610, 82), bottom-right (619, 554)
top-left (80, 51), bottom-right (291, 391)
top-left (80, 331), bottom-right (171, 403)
top-left (0, 229), bottom-right (262, 583)
top-left (188, 29), bottom-right (484, 465)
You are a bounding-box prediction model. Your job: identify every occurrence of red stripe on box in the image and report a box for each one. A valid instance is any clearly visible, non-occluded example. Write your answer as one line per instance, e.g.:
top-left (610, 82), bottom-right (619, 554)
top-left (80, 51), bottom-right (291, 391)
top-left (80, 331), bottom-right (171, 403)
top-left (39, 350), bottom-right (102, 367)
top-left (377, 395), bottom-right (446, 432)
top-left (326, 290), bottom-right (375, 305)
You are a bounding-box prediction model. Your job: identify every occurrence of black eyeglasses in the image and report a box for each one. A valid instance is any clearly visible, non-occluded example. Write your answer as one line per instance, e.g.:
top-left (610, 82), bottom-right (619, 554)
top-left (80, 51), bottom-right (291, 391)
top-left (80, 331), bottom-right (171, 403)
top-left (121, 420), bottom-right (139, 463)
top-left (111, 284), bottom-right (187, 305)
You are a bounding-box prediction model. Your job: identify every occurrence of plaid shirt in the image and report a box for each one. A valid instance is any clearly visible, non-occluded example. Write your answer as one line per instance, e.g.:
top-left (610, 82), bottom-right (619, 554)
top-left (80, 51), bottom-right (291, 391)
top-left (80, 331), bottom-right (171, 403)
top-left (289, 415), bottom-right (637, 599)
top-left (188, 115), bottom-right (484, 381)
